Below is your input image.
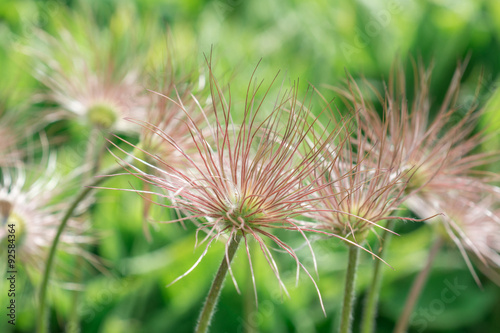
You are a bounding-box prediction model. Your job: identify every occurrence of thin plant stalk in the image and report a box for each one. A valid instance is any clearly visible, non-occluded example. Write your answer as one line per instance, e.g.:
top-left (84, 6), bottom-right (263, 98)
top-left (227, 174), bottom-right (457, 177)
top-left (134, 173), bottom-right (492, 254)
top-left (68, 127), bottom-right (107, 332)
top-left (84, 127), bottom-right (101, 180)
top-left (244, 244), bottom-right (257, 333)
top-left (393, 237), bottom-right (444, 333)
top-left (340, 244), bottom-right (361, 333)
top-left (93, 132), bottom-right (111, 175)
top-left (195, 233), bottom-right (243, 333)
top-left (37, 160), bottom-right (130, 333)
top-left (360, 220), bottom-right (395, 333)
top-left (67, 257), bottom-right (83, 333)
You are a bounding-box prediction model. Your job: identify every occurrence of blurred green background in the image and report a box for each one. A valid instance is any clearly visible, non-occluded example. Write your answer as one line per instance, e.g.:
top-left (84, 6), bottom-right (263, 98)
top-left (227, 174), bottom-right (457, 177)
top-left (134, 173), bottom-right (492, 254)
top-left (1, 0), bottom-right (500, 332)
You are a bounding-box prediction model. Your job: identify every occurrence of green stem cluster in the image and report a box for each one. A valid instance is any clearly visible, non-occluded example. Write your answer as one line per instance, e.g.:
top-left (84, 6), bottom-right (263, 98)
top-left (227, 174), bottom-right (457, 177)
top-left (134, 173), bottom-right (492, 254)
top-left (360, 220), bottom-right (395, 333)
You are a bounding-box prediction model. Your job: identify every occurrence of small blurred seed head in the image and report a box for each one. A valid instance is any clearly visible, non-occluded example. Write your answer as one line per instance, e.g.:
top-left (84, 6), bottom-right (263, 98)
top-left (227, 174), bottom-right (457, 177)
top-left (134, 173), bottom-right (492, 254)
top-left (0, 157), bottom-right (94, 277)
top-left (22, 5), bottom-right (159, 133)
top-left (333, 59), bottom-right (500, 282)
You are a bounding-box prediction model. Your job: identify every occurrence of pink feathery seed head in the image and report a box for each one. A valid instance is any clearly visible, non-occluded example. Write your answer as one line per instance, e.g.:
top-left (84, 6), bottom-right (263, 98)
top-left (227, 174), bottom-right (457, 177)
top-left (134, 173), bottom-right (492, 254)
top-left (331, 59), bottom-right (499, 202)
top-left (412, 192), bottom-right (500, 286)
top-left (448, 197), bottom-right (500, 267)
top-left (108, 60), bottom-right (365, 310)
top-left (0, 156), bottom-right (96, 278)
top-left (128, 86), bottom-right (211, 173)
top-left (331, 59), bottom-right (500, 285)
top-left (122, 83), bottom-right (212, 240)
top-left (304, 102), bottom-right (414, 243)
top-left (23, 9), bottom-right (153, 133)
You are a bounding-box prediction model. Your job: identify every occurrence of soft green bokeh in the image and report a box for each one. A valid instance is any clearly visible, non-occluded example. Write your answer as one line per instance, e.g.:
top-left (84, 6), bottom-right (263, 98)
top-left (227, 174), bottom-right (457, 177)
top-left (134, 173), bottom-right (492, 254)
top-left (1, 0), bottom-right (499, 332)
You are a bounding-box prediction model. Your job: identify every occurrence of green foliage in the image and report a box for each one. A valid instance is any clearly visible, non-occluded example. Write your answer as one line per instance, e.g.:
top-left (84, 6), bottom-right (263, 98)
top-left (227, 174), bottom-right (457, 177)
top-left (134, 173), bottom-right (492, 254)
top-left (1, 0), bottom-right (499, 332)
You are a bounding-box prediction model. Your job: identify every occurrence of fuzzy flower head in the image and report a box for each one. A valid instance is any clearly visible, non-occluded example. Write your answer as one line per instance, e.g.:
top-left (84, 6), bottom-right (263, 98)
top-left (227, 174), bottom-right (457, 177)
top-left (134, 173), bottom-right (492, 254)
top-left (111, 63), bottom-right (358, 308)
top-left (123, 81), bottom-right (210, 240)
top-left (334, 59), bottom-right (500, 281)
top-left (130, 83), bottom-right (210, 172)
top-left (409, 193), bottom-right (500, 285)
top-left (444, 196), bottom-right (500, 270)
top-left (335, 60), bottom-right (498, 197)
top-left (0, 157), bottom-right (93, 276)
top-left (306, 103), bottom-right (413, 243)
top-left (23, 5), bottom-right (156, 132)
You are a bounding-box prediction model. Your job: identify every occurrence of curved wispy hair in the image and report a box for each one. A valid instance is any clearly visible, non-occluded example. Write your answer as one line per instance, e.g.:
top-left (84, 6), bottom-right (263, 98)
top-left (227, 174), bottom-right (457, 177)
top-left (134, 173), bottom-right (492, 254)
top-left (408, 193), bottom-right (500, 285)
top-left (331, 59), bottom-right (500, 281)
top-left (333, 60), bottom-right (499, 197)
top-left (0, 121), bottom-right (22, 167)
top-left (130, 83), bottom-right (210, 172)
top-left (0, 106), bottom-right (36, 167)
top-left (123, 80), bottom-right (210, 240)
top-left (303, 91), bottom-right (425, 245)
top-left (0, 154), bottom-right (96, 278)
top-left (105, 62), bottom-right (377, 311)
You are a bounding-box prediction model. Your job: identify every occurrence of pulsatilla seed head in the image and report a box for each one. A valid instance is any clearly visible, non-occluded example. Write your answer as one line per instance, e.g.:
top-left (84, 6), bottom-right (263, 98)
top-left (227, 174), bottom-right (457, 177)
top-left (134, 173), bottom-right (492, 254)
top-left (332, 58), bottom-right (500, 283)
top-left (87, 103), bottom-right (118, 129)
top-left (0, 156), bottom-right (96, 277)
top-left (108, 59), bottom-right (373, 312)
top-left (23, 5), bottom-right (157, 133)
top-left (303, 105), bottom-right (412, 244)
